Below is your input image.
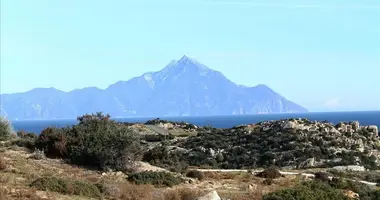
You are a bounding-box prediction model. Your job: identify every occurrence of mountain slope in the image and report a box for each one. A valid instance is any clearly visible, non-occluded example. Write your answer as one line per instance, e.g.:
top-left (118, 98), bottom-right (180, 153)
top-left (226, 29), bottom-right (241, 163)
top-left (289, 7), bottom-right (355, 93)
top-left (0, 56), bottom-right (308, 120)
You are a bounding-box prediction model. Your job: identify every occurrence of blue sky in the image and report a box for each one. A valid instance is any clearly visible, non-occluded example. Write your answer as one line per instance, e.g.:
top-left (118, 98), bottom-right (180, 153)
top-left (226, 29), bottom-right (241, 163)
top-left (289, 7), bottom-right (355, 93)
top-left (1, 0), bottom-right (379, 112)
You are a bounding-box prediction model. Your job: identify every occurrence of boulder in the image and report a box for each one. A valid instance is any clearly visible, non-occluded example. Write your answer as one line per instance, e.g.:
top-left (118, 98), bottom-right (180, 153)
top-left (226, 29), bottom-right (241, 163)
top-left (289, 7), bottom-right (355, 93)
top-left (332, 165), bottom-right (366, 172)
top-left (351, 121), bottom-right (360, 132)
top-left (298, 158), bottom-right (316, 169)
top-left (282, 121), bottom-right (298, 129)
top-left (196, 190), bottom-right (221, 200)
top-left (367, 125), bottom-right (379, 136)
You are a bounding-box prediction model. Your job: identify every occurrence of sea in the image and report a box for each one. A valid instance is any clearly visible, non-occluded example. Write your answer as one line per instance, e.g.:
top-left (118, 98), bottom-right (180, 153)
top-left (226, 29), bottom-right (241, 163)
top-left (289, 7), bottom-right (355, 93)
top-left (10, 111), bottom-right (380, 134)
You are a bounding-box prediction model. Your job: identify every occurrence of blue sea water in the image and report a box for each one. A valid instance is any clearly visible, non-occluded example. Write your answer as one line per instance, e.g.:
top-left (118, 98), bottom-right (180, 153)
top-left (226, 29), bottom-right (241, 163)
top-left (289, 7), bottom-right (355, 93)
top-left (11, 111), bottom-right (380, 134)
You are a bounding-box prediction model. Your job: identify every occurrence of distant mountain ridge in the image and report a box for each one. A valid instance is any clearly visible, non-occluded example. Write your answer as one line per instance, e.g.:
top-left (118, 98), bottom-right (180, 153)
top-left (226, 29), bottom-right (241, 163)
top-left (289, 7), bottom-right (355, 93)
top-left (0, 55), bottom-right (308, 120)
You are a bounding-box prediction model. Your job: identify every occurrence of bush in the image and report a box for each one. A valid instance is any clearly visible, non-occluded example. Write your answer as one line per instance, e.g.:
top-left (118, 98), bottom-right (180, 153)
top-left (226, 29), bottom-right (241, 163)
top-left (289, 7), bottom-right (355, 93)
top-left (30, 177), bottom-right (101, 198)
top-left (263, 181), bottom-right (350, 200)
top-left (256, 167), bottom-right (282, 179)
top-left (30, 177), bottom-right (69, 194)
top-left (314, 172), bottom-right (330, 182)
top-left (0, 117), bottom-right (15, 141)
top-left (15, 132), bottom-right (38, 150)
top-left (328, 178), bottom-right (378, 200)
top-left (65, 113), bottom-right (143, 171)
top-left (71, 180), bottom-right (102, 197)
top-left (128, 171), bottom-right (183, 187)
top-left (143, 145), bottom-right (188, 173)
top-left (186, 170), bottom-right (204, 181)
top-left (36, 127), bottom-right (68, 158)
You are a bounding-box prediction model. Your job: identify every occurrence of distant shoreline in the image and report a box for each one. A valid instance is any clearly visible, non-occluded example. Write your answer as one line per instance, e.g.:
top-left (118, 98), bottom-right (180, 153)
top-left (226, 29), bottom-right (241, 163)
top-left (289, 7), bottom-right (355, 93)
top-left (10, 111), bottom-right (380, 134)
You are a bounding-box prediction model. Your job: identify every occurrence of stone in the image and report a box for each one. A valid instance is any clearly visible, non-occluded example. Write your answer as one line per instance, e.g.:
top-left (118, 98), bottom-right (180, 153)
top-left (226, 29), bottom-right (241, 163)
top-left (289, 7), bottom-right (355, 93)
top-left (115, 171), bottom-right (124, 177)
top-left (344, 190), bottom-right (359, 199)
top-left (196, 190), bottom-right (221, 200)
top-left (351, 121), bottom-right (360, 131)
top-left (367, 125), bottom-right (379, 136)
top-left (298, 158), bottom-right (316, 169)
top-left (282, 121), bottom-right (298, 129)
top-left (332, 165), bottom-right (366, 172)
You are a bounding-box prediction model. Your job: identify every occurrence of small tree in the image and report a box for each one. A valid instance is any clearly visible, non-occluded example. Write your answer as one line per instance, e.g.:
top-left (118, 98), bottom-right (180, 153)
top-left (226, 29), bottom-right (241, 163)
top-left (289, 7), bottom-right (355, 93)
top-left (0, 117), bottom-right (15, 141)
top-left (66, 113), bottom-right (142, 171)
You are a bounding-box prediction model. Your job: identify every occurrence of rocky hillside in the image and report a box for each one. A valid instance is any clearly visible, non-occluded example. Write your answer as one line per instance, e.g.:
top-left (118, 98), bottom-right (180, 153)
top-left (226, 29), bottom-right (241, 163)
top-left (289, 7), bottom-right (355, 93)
top-left (1, 115), bottom-right (380, 200)
top-left (142, 119), bottom-right (380, 170)
top-left (0, 55), bottom-right (307, 120)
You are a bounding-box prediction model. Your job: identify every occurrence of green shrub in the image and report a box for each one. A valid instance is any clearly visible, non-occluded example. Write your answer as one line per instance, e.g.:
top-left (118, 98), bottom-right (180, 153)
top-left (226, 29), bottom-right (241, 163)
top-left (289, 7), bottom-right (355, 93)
top-left (30, 177), bottom-right (101, 198)
top-left (263, 181), bottom-right (350, 200)
top-left (30, 177), bottom-right (68, 194)
top-left (0, 117), bottom-right (15, 141)
top-left (36, 127), bottom-right (68, 158)
top-left (128, 171), bottom-right (183, 187)
top-left (71, 180), bottom-right (102, 197)
top-left (15, 132), bottom-right (38, 150)
top-left (65, 113), bottom-right (143, 171)
top-left (143, 145), bottom-right (188, 173)
top-left (328, 178), bottom-right (377, 200)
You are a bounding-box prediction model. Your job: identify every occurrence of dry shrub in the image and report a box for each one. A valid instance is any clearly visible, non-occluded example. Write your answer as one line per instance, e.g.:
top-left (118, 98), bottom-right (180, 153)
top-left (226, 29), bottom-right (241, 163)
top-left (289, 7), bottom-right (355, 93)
top-left (186, 170), bottom-right (204, 181)
top-left (256, 167), bottom-right (282, 179)
top-left (202, 171), bottom-right (218, 179)
top-left (263, 178), bottom-right (275, 186)
top-left (0, 155), bottom-right (6, 171)
top-left (118, 183), bottom-right (155, 200)
top-left (202, 171), bottom-right (243, 180)
top-left (161, 188), bottom-right (203, 200)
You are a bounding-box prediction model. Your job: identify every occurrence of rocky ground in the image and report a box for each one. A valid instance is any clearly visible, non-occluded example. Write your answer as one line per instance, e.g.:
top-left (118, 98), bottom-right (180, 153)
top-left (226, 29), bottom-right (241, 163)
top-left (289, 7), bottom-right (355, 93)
top-left (0, 146), bottom-right (303, 200)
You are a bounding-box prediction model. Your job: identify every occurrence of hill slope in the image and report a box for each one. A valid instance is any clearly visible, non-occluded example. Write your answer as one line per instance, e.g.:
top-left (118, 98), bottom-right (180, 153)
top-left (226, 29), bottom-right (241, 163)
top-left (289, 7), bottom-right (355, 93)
top-left (0, 55), bottom-right (308, 120)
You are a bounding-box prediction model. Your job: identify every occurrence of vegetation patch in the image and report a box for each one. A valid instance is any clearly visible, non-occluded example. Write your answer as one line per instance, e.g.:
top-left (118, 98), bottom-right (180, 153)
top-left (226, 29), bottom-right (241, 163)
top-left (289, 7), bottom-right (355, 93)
top-left (186, 170), bottom-right (204, 181)
top-left (30, 177), bottom-right (101, 198)
top-left (128, 171), bottom-right (184, 187)
top-left (263, 181), bottom-right (350, 200)
top-left (256, 167), bottom-right (282, 179)
top-left (0, 117), bottom-right (15, 141)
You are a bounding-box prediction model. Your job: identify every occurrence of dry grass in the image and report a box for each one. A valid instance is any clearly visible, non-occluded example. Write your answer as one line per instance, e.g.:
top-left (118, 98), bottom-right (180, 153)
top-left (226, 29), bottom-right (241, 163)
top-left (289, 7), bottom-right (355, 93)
top-left (0, 154), bottom-right (6, 171)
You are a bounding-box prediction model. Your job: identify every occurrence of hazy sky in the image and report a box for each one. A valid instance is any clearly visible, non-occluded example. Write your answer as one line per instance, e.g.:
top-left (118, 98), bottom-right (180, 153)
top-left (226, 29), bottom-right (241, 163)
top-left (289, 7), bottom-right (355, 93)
top-left (1, 0), bottom-right (379, 112)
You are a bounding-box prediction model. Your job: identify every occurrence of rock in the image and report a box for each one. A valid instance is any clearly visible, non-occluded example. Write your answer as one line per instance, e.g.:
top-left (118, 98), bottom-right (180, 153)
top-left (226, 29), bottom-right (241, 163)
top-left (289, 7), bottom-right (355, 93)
top-left (196, 190), bottom-right (221, 200)
top-left (332, 165), bottom-right (366, 172)
top-left (248, 184), bottom-right (258, 190)
top-left (344, 190), bottom-right (359, 199)
top-left (115, 171), bottom-right (124, 177)
top-left (282, 121), bottom-right (298, 129)
top-left (367, 125), bottom-right (379, 135)
top-left (351, 121), bottom-right (360, 131)
top-left (298, 158), bottom-right (316, 169)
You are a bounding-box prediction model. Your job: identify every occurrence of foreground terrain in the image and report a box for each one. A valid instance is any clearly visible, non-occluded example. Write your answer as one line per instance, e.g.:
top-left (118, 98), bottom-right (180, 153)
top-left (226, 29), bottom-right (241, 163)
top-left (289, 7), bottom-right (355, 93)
top-left (1, 114), bottom-right (380, 199)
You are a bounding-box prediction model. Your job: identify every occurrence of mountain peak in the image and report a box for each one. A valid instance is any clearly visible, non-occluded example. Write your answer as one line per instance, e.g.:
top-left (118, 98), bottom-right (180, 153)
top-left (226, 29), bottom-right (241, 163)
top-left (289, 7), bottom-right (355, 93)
top-left (178, 55), bottom-right (197, 64)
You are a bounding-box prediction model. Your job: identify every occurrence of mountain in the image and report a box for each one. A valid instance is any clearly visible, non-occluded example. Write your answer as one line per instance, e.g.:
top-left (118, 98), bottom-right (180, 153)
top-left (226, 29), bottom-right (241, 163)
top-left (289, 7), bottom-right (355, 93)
top-left (0, 55), bottom-right (308, 120)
